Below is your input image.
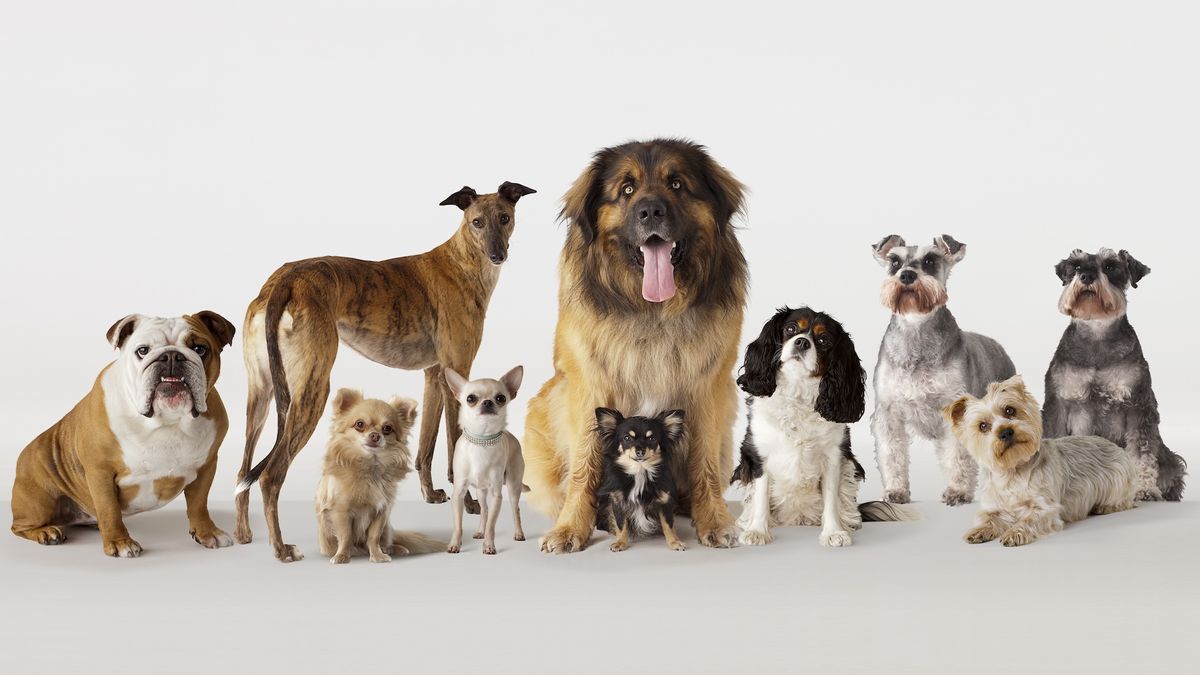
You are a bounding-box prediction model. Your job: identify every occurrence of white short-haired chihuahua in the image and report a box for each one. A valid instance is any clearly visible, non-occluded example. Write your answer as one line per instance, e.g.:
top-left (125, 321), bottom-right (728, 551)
top-left (445, 366), bottom-right (527, 555)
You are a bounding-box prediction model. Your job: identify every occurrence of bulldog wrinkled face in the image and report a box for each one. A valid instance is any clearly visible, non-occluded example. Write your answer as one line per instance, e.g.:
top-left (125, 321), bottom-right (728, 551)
top-left (106, 312), bottom-right (234, 420)
top-left (445, 366), bottom-right (524, 436)
top-left (872, 235), bottom-right (965, 316)
top-left (945, 375), bottom-right (1044, 471)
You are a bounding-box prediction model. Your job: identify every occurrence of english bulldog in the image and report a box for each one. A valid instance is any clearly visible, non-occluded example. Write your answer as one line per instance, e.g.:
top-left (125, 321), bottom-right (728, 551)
top-left (10, 312), bottom-right (236, 557)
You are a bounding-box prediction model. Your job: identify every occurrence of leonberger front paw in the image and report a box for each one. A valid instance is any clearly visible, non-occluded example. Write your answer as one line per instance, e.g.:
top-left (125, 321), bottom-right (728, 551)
top-left (696, 525), bottom-right (737, 549)
top-left (539, 525), bottom-right (591, 554)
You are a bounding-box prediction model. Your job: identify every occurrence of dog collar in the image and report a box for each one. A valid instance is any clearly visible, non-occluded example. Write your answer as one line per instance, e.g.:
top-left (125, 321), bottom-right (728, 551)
top-left (462, 429), bottom-right (504, 446)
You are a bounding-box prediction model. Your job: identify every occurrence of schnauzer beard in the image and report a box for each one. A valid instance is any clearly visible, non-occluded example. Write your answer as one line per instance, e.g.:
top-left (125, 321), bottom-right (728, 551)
top-left (880, 276), bottom-right (948, 315)
top-left (1058, 276), bottom-right (1126, 320)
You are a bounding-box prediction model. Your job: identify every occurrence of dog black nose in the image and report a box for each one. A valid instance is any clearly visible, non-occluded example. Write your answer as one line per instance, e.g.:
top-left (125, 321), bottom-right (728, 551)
top-left (635, 198), bottom-right (667, 227)
top-left (635, 449), bottom-right (646, 458)
top-left (1080, 273), bottom-right (1096, 285)
top-left (794, 337), bottom-right (810, 351)
top-left (156, 350), bottom-right (184, 375)
top-left (489, 252), bottom-right (506, 264)
top-left (998, 427), bottom-right (1014, 443)
top-left (368, 432), bottom-right (381, 444)
top-left (898, 270), bottom-right (917, 285)
top-left (481, 399), bottom-right (494, 409)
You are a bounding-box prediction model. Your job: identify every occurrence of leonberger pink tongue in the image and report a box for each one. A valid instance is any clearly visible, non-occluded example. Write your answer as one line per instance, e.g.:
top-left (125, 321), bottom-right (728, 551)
top-left (639, 240), bottom-right (676, 303)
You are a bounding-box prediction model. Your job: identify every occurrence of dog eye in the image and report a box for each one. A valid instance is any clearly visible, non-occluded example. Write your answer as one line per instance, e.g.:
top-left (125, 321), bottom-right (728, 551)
top-left (382, 424), bottom-right (393, 435)
top-left (979, 422), bottom-right (991, 433)
top-left (354, 420), bottom-right (365, 431)
top-left (1102, 262), bottom-right (1114, 273)
top-left (669, 179), bottom-right (681, 190)
top-left (495, 394), bottom-right (506, 404)
top-left (889, 258), bottom-right (900, 270)
top-left (500, 214), bottom-right (510, 224)
top-left (784, 324), bottom-right (797, 336)
top-left (192, 344), bottom-right (208, 358)
top-left (816, 335), bottom-right (828, 346)
top-left (471, 218), bottom-right (483, 228)
top-left (466, 394), bottom-right (477, 405)
top-left (622, 184), bottom-right (634, 196)
top-left (1003, 406), bottom-right (1016, 417)
top-left (923, 257), bottom-right (936, 269)
top-left (135, 345), bottom-right (150, 358)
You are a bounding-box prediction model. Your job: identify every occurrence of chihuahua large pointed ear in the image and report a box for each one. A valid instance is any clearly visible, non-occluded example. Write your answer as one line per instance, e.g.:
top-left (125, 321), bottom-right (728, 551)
top-left (814, 320), bottom-right (866, 424)
top-left (439, 186), bottom-right (478, 211)
top-left (388, 396), bottom-right (419, 424)
top-left (444, 368), bottom-right (468, 398)
top-left (1119, 250), bottom-right (1150, 288)
top-left (500, 365), bottom-right (524, 399)
top-left (332, 388), bottom-right (363, 416)
top-left (736, 307), bottom-right (792, 397)
top-left (594, 407), bottom-right (623, 438)
top-left (106, 314), bottom-right (143, 349)
top-left (191, 310), bottom-right (236, 349)
top-left (934, 234), bottom-right (966, 264)
top-left (655, 409), bottom-right (686, 442)
top-left (871, 235), bottom-right (905, 266)
top-left (498, 182), bottom-right (536, 204)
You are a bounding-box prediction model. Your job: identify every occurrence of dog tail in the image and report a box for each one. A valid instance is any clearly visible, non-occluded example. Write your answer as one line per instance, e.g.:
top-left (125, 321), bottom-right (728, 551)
top-left (858, 501), bottom-right (921, 522)
top-left (393, 531), bottom-right (446, 554)
top-left (234, 280), bottom-right (296, 496)
top-left (522, 484), bottom-right (530, 493)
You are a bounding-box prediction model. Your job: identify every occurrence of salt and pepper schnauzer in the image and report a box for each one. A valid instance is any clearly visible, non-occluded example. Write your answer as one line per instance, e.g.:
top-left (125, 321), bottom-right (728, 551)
top-left (1043, 248), bottom-right (1186, 501)
top-left (870, 235), bottom-right (1016, 506)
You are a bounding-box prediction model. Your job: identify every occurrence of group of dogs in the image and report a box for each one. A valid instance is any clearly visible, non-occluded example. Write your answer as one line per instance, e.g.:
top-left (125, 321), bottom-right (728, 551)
top-left (9, 138), bottom-right (1187, 563)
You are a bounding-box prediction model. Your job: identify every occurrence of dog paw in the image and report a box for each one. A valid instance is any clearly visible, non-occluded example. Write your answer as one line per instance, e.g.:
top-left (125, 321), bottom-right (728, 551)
top-left (233, 525), bottom-right (253, 545)
top-left (697, 525), bottom-right (738, 549)
top-left (422, 488), bottom-right (448, 504)
top-left (964, 525), bottom-right (998, 544)
top-left (330, 553), bottom-right (350, 564)
top-left (369, 552), bottom-right (392, 563)
top-left (472, 531), bottom-right (484, 540)
top-left (667, 540), bottom-right (687, 552)
top-left (738, 528), bottom-right (773, 547)
top-left (482, 542), bottom-right (497, 555)
top-left (190, 526), bottom-right (234, 549)
top-left (391, 544), bottom-right (411, 557)
top-left (610, 540), bottom-right (629, 552)
top-left (26, 526), bottom-right (66, 545)
top-left (1135, 488), bottom-right (1163, 502)
top-left (274, 544), bottom-right (304, 563)
top-left (820, 530), bottom-right (853, 547)
top-left (941, 488), bottom-right (973, 506)
top-left (1000, 529), bottom-right (1032, 547)
top-left (883, 489), bottom-right (911, 504)
top-left (465, 495), bottom-right (481, 515)
top-left (539, 525), bottom-right (590, 554)
top-left (513, 532), bottom-right (526, 542)
top-left (104, 537), bottom-right (143, 558)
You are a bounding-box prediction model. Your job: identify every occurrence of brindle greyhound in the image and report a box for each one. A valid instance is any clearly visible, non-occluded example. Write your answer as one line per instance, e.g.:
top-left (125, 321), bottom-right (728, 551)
top-left (234, 182), bottom-right (535, 562)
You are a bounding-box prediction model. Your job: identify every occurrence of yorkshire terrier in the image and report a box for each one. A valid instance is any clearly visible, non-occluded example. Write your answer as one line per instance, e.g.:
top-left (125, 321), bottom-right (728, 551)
top-left (944, 375), bottom-right (1138, 547)
top-left (315, 389), bottom-right (444, 563)
top-left (594, 408), bottom-right (687, 552)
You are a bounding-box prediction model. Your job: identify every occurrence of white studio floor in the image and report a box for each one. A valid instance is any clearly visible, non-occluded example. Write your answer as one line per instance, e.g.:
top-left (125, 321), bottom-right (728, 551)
top-left (1, 498), bottom-right (1195, 675)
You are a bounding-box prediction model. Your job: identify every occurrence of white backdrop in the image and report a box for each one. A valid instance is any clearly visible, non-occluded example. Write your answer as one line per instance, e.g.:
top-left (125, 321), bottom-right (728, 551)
top-left (1, 1), bottom-right (1197, 506)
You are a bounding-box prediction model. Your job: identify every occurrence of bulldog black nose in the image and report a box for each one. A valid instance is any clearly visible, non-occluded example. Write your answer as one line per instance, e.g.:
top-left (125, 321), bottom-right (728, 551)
top-left (157, 350), bottom-right (184, 375)
top-left (998, 427), bottom-right (1014, 443)
top-left (368, 432), bottom-right (381, 444)
top-left (898, 270), bottom-right (918, 285)
top-left (635, 198), bottom-right (667, 227)
top-left (794, 337), bottom-right (810, 351)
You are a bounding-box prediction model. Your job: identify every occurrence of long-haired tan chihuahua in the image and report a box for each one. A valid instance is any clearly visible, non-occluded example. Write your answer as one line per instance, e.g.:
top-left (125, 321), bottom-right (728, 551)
top-left (316, 389), bottom-right (444, 563)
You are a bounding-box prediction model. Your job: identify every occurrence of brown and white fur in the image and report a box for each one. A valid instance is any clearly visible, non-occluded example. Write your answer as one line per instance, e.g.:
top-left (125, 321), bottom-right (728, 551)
top-left (234, 182), bottom-right (535, 562)
top-left (315, 389), bottom-right (443, 564)
top-left (945, 375), bottom-right (1138, 547)
top-left (445, 367), bottom-right (527, 555)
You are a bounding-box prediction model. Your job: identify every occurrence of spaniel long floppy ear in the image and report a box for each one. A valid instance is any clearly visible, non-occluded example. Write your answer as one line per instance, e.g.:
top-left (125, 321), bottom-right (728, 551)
top-left (697, 147), bottom-right (746, 232)
top-left (814, 321), bottom-right (866, 424)
top-left (736, 307), bottom-right (792, 397)
top-left (560, 149), bottom-right (612, 245)
top-left (654, 409), bottom-right (686, 443)
top-left (1119, 249), bottom-right (1150, 288)
top-left (872, 235), bottom-right (905, 266)
top-left (439, 186), bottom-right (478, 211)
top-left (498, 181), bottom-right (536, 204)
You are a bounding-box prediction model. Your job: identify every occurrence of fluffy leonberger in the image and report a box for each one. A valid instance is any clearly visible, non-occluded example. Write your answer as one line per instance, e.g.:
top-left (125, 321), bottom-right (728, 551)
top-left (524, 139), bottom-right (749, 552)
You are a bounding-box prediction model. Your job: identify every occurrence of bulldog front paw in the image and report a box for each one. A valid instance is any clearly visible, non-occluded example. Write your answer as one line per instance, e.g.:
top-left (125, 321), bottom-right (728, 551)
top-left (883, 489), bottom-right (911, 504)
top-left (820, 530), bottom-right (853, 547)
top-left (274, 543), bottom-right (304, 563)
top-left (24, 526), bottom-right (66, 545)
top-left (941, 488), bottom-right (973, 506)
top-left (104, 537), bottom-right (143, 558)
top-left (447, 537), bottom-right (462, 554)
top-left (190, 526), bottom-right (234, 549)
top-left (738, 528), bottom-right (773, 546)
top-left (538, 525), bottom-right (590, 554)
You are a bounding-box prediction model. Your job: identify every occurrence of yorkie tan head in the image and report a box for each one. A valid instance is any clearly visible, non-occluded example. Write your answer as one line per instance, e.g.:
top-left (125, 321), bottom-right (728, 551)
top-left (944, 375), bottom-right (1044, 471)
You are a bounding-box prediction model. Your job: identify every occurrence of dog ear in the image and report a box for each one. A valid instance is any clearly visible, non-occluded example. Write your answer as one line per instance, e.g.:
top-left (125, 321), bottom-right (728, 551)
top-left (560, 151), bottom-right (611, 245)
top-left (655, 409), bottom-right (686, 442)
top-left (944, 396), bottom-right (970, 429)
top-left (332, 389), bottom-right (363, 416)
top-left (388, 396), bottom-right (419, 423)
top-left (498, 181), bottom-right (536, 205)
top-left (814, 323), bottom-right (866, 424)
top-left (696, 148), bottom-right (746, 232)
top-left (736, 307), bottom-right (791, 397)
top-left (594, 407), bottom-right (623, 438)
top-left (439, 186), bottom-right (478, 211)
top-left (934, 235), bottom-right (966, 264)
top-left (444, 368), bottom-right (468, 398)
top-left (499, 365), bottom-right (524, 399)
top-left (106, 314), bottom-right (143, 349)
top-left (872, 235), bottom-right (905, 266)
top-left (1054, 257), bottom-right (1076, 285)
top-left (191, 310), bottom-right (236, 349)
top-left (1119, 250), bottom-right (1150, 288)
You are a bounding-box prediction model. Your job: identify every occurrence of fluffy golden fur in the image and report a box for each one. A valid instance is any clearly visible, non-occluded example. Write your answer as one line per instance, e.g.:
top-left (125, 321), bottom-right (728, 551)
top-left (523, 139), bottom-right (748, 552)
top-left (315, 389), bottom-right (443, 563)
top-left (945, 375), bottom-right (1138, 546)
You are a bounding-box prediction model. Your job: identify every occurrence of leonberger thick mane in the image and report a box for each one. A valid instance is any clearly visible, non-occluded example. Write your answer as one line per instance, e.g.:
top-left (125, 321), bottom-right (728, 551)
top-left (524, 139), bottom-right (750, 553)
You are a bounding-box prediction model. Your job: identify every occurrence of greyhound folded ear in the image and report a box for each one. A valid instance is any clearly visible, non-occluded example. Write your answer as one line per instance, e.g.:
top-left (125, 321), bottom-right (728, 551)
top-left (440, 186), bottom-right (478, 210)
top-left (498, 182), bottom-right (536, 204)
